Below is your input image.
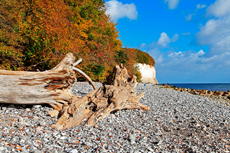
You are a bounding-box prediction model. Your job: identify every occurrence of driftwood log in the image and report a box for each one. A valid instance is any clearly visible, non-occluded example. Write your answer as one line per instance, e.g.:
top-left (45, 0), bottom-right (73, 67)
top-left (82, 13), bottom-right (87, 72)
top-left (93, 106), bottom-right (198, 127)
top-left (0, 53), bottom-right (150, 129)
top-left (0, 53), bottom-right (95, 110)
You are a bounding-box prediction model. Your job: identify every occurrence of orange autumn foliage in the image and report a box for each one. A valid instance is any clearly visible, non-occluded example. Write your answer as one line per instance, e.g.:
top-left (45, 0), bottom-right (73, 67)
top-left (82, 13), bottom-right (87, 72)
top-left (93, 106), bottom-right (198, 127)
top-left (0, 0), bottom-right (155, 81)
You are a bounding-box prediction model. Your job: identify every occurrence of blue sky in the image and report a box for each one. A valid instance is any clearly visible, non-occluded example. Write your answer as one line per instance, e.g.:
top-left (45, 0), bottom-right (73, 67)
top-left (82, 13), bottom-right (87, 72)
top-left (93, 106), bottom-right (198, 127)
top-left (104, 0), bottom-right (230, 83)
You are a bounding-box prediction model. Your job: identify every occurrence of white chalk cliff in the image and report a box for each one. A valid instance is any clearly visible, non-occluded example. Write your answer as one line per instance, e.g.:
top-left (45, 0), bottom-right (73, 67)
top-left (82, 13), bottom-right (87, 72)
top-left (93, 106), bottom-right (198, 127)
top-left (136, 63), bottom-right (158, 84)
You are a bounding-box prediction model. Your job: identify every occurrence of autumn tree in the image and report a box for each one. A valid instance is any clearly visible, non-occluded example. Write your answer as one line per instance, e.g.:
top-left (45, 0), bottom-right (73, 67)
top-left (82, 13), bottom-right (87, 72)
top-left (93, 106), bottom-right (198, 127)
top-left (135, 49), bottom-right (155, 66)
top-left (0, 0), bottom-right (155, 82)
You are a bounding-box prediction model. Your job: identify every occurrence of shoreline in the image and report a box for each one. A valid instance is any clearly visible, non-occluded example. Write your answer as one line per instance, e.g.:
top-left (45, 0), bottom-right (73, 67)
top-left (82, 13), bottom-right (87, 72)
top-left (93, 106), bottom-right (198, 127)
top-left (155, 84), bottom-right (230, 107)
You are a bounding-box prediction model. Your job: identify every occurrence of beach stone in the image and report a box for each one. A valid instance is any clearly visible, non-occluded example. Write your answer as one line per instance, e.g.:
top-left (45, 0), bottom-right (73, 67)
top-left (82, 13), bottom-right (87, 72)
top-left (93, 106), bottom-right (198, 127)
top-left (48, 149), bottom-right (58, 153)
top-left (199, 89), bottom-right (207, 95)
top-left (33, 116), bottom-right (40, 120)
top-left (39, 121), bottom-right (46, 126)
top-left (18, 116), bottom-right (24, 122)
top-left (206, 90), bottom-right (214, 96)
top-left (214, 91), bottom-right (224, 96)
top-left (21, 147), bottom-right (29, 153)
top-left (1, 106), bottom-right (6, 111)
top-left (0, 147), bottom-right (6, 151)
top-left (35, 126), bottom-right (43, 132)
top-left (223, 92), bottom-right (230, 96)
top-left (189, 89), bottom-right (196, 94)
top-left (48, 110), bottom-right (59, 117)
top-left (31, 149), bottom-right (42, 153)
top-left (181, 88), bottom-right (187, 92)
top-left (33, 105), bottom-right (42, 109)
top-left (8, 104), bottom-right (15, 110)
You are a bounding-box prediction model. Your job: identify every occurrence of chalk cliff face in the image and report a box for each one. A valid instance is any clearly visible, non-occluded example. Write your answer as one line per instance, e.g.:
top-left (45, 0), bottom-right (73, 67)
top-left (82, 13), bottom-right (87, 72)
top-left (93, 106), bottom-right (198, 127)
top-left (136, 63), bottom-right (158, 84)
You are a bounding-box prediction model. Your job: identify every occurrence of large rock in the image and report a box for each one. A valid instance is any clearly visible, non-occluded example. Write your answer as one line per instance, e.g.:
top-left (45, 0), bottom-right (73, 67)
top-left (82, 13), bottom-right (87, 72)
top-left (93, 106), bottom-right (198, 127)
top-left (199, 89), bottom-right (207, 95)
top-left (136, 63), bottom-right (158, 84)
top-left (189, 89), bottom-right (197, 95)
top-left (223, 92), bottom-right (230, 96)
top-left (214, 91), bottom-right (224, 96)
top-left (206, 90), bottom-right (214, 96)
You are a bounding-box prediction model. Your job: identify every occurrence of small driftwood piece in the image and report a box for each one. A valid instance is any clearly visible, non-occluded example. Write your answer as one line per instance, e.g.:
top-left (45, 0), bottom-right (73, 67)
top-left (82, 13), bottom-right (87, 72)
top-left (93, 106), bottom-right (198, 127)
top-left (51, 64), bottom-right (150, 129)
top-left (0, 53), bottom-right (96, 110)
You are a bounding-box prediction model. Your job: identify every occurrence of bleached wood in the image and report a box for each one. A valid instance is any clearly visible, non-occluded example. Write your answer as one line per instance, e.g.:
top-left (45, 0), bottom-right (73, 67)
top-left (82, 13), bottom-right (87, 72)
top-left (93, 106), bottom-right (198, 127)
top-left (0, 55), bottom-right (150, 130)
top-left (73, 67), bottom-right (96, 90)
top-left (0, 53), bottom-right (93, 110)
top-left (51, 64), bottom-right (150, 129)
top-left (73, 58), bottom-right (82, 66)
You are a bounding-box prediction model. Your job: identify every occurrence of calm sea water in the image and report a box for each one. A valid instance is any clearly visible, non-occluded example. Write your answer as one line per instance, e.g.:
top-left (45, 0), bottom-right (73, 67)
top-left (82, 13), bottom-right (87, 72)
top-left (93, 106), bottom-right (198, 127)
top-left (163, 83), bottom-right (230, 92)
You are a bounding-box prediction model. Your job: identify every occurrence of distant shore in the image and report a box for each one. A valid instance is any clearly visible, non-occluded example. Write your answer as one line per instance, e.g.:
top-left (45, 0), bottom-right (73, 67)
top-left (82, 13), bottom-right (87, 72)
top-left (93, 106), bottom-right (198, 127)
top-left (155, 84), bottom-right (230, 107)
top-left (156, 83), bottom-right (230, 92)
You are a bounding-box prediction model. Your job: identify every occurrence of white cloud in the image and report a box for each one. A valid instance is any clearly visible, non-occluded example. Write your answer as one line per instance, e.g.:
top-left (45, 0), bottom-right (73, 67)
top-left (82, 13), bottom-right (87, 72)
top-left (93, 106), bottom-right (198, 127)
top-left (156, 32), bottom-right (179, 47)
top-left (196, 4), bottom-right (206, 9)
top-left (157, 32), bottom-right (170, 47)
top-left (164, 0), bottom-right (179, 9)
top-left (206, 0), bottom-right (230, 17)
top-left (140, 43), bottom-right (146, 48)
top-left (198, 50), bottom-right (205, 56)
top-left (139, 0), bottom-right (230, 83)
top-left (141, 27), bottom-right (230, 82)
top-left (147, 47), bottom-right (230, 82)
top-left (155, 0), bottom-right (229, 82)
top-left (140, 32), bottom-right (179, 64)
top-left (182, 32), bottom-right (190, 35)
top-left (105, 0), bottom-right (138, 22)
top-left (196, 15), bottom-right (230, 56)
top-left (168, 51), bottom-right (183, 57)
top-left (147, 49), bottom-right (164, 64)
top-left (171, 34), bottom-right (179, 42)
top-left (186, 14), bottom-right (195, 21)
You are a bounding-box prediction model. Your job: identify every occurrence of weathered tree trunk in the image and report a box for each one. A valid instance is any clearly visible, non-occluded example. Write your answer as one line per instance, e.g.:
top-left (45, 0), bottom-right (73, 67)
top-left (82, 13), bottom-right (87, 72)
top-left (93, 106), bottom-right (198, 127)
top-left (0, 53), bottom-right (95, 110)
top-left (0, 54), bottom-right (150, 129)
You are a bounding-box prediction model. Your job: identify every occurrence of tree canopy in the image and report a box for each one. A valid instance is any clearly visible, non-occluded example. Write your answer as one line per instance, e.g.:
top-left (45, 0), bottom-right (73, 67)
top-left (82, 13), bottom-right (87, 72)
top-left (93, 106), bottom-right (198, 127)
top-left (0, 0), bottom-right (155, 81)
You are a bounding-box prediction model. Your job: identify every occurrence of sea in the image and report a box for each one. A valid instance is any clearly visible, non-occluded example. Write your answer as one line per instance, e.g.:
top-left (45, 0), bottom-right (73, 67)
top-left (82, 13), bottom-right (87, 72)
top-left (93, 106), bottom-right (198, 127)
top-left (159, 83), bottom-right (230, 92)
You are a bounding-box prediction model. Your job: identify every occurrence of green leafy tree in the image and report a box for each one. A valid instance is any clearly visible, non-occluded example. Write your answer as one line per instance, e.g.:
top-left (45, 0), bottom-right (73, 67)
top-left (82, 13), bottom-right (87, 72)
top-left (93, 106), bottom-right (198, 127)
top-left (115, 50), bottom-right (129, 65)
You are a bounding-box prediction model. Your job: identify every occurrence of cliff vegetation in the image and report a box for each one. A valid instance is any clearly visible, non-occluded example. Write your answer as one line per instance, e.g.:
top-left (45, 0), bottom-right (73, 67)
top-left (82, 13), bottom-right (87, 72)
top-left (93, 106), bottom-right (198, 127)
top-left (0, 0), bottom-right (155, 82)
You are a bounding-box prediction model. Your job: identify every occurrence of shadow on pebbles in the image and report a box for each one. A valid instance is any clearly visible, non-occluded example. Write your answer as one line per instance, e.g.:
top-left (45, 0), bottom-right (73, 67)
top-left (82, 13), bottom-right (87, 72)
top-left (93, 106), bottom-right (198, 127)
top-left (0, 82), bottom-right (230, 152)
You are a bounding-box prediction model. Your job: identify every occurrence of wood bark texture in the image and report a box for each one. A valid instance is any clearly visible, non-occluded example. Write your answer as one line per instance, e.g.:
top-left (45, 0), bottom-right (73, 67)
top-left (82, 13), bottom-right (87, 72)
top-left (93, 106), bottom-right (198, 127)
top-left (51, 64), bottom-right (150, 129)
top-left (0, 53), bottom-right (95, 110)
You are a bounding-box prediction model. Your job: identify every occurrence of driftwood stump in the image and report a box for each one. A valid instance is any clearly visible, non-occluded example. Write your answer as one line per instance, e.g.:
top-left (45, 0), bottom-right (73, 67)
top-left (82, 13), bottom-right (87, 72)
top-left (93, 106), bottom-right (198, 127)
top-left (0, 54), bottom-right (150, 129)
top-left (51, 64), bottom-right (149, 129)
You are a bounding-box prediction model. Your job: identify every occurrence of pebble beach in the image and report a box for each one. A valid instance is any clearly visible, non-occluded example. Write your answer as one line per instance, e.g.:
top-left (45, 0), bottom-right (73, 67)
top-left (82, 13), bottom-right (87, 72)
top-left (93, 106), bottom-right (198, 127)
top-left (0, 82), bottom-right (230, 152)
